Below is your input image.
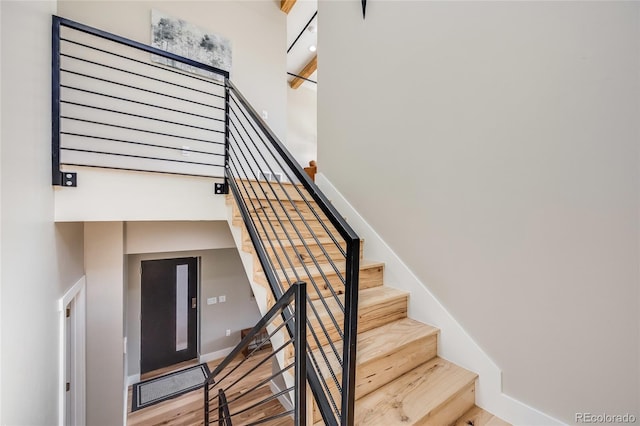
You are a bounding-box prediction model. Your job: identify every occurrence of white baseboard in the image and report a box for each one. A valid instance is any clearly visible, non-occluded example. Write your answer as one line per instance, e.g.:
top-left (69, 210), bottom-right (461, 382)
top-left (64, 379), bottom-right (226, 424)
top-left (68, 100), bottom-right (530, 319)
top-left (126, 374), bottom-right (141, 387)
top-left (200, 346), bottom-right (237, 364)
top-left (316, 173), bottom-right (564, 426)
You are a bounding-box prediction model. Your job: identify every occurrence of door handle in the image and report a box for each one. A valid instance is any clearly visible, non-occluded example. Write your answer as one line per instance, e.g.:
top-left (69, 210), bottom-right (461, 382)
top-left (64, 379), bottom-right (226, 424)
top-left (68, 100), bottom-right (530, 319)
top-left (192, 297), bottom-right (197, 309)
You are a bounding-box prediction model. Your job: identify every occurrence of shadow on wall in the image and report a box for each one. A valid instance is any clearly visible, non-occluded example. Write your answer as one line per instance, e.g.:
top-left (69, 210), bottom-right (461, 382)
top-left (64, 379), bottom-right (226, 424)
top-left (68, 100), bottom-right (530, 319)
top-left (287, 85), bottom-right (317, 167)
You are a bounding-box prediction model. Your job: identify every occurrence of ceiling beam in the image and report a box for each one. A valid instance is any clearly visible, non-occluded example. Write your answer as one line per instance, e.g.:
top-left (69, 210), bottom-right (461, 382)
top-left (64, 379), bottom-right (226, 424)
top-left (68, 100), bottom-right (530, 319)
top-left (280, 0), bottom-right (297, 14)
top-left (289, 55), bottom-right (317, 89)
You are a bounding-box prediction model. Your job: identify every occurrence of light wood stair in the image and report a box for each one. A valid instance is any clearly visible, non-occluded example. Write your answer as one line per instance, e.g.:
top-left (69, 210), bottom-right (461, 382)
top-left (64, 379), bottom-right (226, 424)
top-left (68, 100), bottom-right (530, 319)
top-left (226, 181), bottom-right (509, 426)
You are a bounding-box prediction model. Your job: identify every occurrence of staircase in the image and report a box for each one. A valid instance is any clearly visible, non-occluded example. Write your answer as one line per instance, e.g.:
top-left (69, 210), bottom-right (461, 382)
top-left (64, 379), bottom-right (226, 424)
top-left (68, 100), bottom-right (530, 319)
top-left (226, 182), bottom-right (509, 426)
top-left (49, 17), bottom-right (510, 424)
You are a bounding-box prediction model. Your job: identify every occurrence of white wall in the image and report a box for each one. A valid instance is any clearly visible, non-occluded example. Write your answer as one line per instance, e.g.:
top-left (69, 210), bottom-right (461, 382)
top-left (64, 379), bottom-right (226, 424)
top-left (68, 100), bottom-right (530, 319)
top-left (55, 167), bottom-right (230, 222)
top-left (1, 1), bottom-right (84, 424)
top-left (56, 222), bottom-right (85, 284)
top-left (318, 1), bottom-right (639, 424)
top-left (287, 85), bottom-right (317, 167)
top-left (84, 222), bottom-right (125, 426)
top-left (125, 220), bottom-right (235, 254)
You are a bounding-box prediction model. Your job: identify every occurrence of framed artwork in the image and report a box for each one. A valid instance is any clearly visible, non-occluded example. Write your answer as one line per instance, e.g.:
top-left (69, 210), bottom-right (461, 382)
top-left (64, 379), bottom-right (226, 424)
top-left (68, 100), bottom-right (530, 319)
top-left (151, 10), bottom-right (232, 80)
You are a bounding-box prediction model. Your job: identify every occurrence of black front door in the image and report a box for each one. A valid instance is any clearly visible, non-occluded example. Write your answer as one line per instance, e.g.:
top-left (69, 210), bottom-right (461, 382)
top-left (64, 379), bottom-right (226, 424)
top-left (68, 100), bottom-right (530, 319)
top-left (141, 257), bottom-right (198, 374)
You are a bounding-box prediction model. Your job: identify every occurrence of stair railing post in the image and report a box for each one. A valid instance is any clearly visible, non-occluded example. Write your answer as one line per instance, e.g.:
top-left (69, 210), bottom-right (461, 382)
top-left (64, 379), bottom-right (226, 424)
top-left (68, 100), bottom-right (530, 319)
top-left (218, 389), bottom-right (224, 426)
top-left (341, 238), bottom-right (361, 426)
top-left (51, 16), bottom-right (62, 186)
top-left (204, 380), bottom-right (210, 425)
top-left (294, 281), bottom-right (307, 426)
top-left (223, 77), bottom-right (231, 194)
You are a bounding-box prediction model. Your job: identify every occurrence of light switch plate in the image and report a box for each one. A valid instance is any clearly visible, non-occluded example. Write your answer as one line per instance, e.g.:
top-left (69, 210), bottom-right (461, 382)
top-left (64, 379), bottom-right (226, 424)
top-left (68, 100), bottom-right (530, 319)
top-left (219, 295), bottom-right (226, 303)
top-left (207, 297), bottom-right (217, 305)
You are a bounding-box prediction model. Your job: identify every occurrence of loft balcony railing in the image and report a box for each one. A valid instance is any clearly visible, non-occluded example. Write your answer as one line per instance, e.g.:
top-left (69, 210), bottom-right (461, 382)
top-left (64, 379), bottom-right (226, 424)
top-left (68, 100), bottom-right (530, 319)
top-left (52, 16), bottom-right (229, 184)
top-left (52, 16), bottom-right (360, 425)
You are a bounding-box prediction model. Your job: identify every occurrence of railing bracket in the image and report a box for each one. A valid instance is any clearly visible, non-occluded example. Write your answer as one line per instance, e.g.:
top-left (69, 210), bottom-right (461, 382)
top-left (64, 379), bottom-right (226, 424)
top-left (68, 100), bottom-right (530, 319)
top-left (60, 172), bottom-right (77, 187)
top-left (214, 182), bottom-right (228, 194)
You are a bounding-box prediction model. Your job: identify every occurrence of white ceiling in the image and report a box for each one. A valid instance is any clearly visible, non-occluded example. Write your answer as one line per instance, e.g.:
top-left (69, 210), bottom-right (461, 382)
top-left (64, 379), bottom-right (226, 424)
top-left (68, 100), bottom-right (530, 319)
top-left (286, 0), bottom-right (318, 90)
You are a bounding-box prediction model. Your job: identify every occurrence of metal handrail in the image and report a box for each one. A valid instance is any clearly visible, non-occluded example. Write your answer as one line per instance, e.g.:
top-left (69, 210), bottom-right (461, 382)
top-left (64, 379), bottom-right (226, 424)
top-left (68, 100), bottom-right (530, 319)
top-left (204, 282), bottom-right (306, 425)
top-left (226, 81), bottom-right (361, 425)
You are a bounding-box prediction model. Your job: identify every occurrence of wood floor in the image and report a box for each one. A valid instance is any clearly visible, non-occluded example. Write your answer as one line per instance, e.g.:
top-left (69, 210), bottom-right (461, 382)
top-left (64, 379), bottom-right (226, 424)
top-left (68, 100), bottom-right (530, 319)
top-left (127, 353), bottom-right (293, 426)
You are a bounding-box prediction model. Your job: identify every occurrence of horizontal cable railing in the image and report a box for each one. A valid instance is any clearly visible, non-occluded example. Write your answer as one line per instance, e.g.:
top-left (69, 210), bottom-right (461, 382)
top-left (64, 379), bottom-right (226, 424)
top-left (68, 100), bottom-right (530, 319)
top-left (52, 16), bottom-right (228, 184)
top-left (226, 80), bottom-right (361, 425)
top-left (205, 282), bottom-right (306, 426)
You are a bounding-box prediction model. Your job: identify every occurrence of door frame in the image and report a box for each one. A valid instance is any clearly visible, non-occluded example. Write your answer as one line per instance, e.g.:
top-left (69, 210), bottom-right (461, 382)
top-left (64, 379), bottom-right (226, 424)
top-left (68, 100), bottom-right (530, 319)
top-left (140, 256), bottom-right (200, 374)
top-left (58, 276), bottom-right (86, 426)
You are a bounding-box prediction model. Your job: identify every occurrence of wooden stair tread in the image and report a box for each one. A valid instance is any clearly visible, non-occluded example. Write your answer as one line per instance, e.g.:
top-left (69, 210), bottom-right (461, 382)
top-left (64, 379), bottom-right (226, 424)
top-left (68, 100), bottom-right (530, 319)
top-left (234, 179), bottom-right (310, 202)
top-left (251, 236), bottom-right (352, 253)
top-left (355, 317), bottom-right (438, 363)
top-left (234, 206), bottom-right (341, 240)
top-left (259, 236), bottom-right (347, 249)
top-left (313, 318), bottom-right (438, 375)
top-left (455, 406), bottom-right (511, 426)
top-left (311, 284), bottom-right (407, 311)
top-left (310, 286), bottom-right (408, 332)
top-left (256, 259), bottom-right (383, 282)
top-left (253, 260), bottom-right (384, 297)
top-left (349, 357), bottom-right (477, 426)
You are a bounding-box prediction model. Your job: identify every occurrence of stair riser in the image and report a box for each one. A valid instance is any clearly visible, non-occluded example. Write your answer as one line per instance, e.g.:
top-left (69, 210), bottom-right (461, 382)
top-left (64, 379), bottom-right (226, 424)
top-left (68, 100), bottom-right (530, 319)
top-left (415, 382), bottom-right (475, 426)
top-left (260, 243), bottom-right (350, 269)
top-left (240, 226), bottom-right (362, 268)
top-left (239, 220), bottom-right (334, 242)
top-left (231, 180), bottom-right (310, 202)
top-left (306, 294), bottom-right (407, 351)
top-left (356, 332), bottom-right (438, 400)
top-left (253, 264), bottom-right (384, 301)
top-left (311, 331), bottom-right (439, 423)
top-left (232, 200), bottom-right (334, 224)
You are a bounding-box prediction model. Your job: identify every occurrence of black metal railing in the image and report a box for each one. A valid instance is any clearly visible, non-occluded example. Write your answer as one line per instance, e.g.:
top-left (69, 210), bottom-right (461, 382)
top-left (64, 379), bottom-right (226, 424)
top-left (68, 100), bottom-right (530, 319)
top-left (205, 282), bottom-right (306, 425)
top-left (52, 16), bottom-right (361, 425)
top-left (52, 16), bottom-right (229, 184)
top-left (225, 80), bottom-right (360, 425)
